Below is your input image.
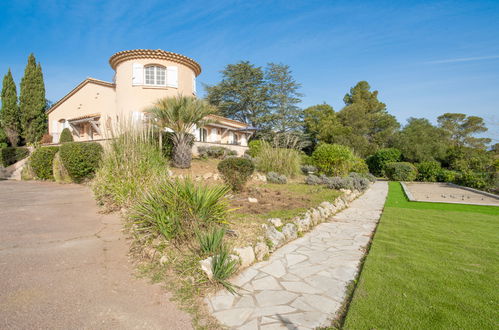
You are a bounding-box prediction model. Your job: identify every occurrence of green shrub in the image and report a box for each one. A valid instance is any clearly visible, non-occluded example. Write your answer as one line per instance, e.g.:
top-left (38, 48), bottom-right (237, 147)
top-left (53, 152), bottom-right (72, 183)
top-left (59, 128), bottom-right (74, 143)
top-left (197, 146), bottom-right (237, 159)
top-left (92, 126), bottom-right (168, 209)
top-left (366, 148), bottom-right (402, 176)
top-left (312, 143), bottom-right (355, 177)
top-left (384, 162), bottom-right (418, 181)
top-left (59, 142), bottom-right (103, 183)
top-left (130, 178), bottom-right (230, 241)
top-left (436, 169), bottom-right (458, 183)
top-left (351, 157), bottom-right (369, 174)
top-left (266, 172), bottom-right (287, 184)
top-left (0, 147), bottom-right (30, 167)
top-left (248, 140), bottom-right (264, 157)
top-left (454, 170), bottom-right (488, 190)
top-left (255, 141), bottom-right (301, 177)
top-left (30, 146), bottom-right (59, 180)
top-left (218, 157), bottom-right (255, 191)
top-left (211, 244), bottom-right (239, 294)
top-left (196, 227), bottom-right (226, 254)
top-left (300, 154), bottom-right (314, 166)
top-left (416, 161), bottom-right (441, 182)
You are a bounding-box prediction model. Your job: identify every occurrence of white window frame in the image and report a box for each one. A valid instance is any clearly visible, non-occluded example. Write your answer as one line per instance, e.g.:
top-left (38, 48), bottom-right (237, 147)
top-left (144, 65), bottom-right (166, 86)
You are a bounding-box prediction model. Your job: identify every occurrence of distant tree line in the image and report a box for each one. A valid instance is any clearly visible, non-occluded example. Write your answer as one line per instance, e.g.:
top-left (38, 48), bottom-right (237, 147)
top-left (0, 53), bottom-right (48, 148)
top-left (205, 61), bottom-right (498, 190)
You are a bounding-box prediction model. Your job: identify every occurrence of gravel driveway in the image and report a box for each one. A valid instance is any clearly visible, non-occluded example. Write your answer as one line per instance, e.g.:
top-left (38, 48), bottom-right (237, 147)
top-left (0, 180), bottom-right (191, 329)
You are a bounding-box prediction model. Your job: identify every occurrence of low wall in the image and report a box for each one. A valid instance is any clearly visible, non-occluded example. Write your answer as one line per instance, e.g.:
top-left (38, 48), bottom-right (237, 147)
top-left (193, 141), bottom-right (249, 157)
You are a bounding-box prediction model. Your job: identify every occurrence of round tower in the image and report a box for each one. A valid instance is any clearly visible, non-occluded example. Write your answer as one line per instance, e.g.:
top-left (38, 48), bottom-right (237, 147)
top-left (109, 49), bottom-right (201, 117)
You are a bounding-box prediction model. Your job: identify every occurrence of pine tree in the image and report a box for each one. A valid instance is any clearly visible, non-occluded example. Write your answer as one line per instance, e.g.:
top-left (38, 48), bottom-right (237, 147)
top-left (20, 54), bottom-right (47, 144)
top-left (1, 69), bottom-right (21, 146)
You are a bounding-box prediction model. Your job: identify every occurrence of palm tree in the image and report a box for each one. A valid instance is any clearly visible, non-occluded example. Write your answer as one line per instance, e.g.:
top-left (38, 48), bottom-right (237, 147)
top-left (147, 95), bottom-right (217, 168)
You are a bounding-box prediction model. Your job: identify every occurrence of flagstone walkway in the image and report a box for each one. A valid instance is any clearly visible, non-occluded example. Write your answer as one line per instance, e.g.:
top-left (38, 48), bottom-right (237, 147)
top-left (205, 181), bottom-right (388, 329)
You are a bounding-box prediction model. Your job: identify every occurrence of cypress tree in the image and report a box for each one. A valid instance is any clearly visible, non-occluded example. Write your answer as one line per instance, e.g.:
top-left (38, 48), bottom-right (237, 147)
top-left (20, 54), bottom-right (47, 144)
top-left (1, 69), bottom-right (21, 146)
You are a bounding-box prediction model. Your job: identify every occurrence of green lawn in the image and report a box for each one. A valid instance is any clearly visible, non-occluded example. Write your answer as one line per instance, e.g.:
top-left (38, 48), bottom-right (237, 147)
top-left (343, 182), bottom-right (499, 329)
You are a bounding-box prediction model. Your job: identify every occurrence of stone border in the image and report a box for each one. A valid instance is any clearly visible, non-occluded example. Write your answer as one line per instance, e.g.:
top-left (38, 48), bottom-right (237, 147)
top-left (200, 187), bottom-right (368, 279)
top-left (400, 181), bottom-right (499, 207)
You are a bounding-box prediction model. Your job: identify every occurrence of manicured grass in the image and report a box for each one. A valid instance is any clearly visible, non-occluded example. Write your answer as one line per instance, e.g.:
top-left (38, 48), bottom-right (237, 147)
top-left (343, 182), bottom-right (499, 329)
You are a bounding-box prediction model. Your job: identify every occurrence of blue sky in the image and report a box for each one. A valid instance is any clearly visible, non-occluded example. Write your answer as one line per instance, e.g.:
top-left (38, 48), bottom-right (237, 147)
top-left (1, 0), bottom-right (498, 142)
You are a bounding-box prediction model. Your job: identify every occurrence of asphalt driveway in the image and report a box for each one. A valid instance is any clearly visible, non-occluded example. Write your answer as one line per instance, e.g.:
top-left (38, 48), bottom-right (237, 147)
top-left (0, 180), bottom-right (191, 329)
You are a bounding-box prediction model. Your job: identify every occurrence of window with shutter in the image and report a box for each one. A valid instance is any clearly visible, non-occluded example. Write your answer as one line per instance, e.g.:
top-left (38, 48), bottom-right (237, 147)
top-left (144, 65), bottom-right (166, 86)
top-left (166, 66), bottom-right (178, 88)
top-left (132, 63), bottom-right (144, 86)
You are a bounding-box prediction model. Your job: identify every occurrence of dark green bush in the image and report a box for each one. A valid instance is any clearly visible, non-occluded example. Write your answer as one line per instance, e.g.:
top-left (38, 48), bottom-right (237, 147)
top-left (416, 161), bottom-right (441, 182)
top-left (30, 146), bottom-right (59, 180)
top-left (454, 170), bottom-right (488, 190)
top-left (366, 148), bottom-right (402, 176)
top-left (218, 157), bottom-right (255, 191)
top-left (59, 128), bottom-right (74, 143)
top-left (312, 143), bottom-right (355, 176)
top-left (0, 147), bottom-right (30, 167)
top-left (436, 169), bottom-right (458, 183)
top-left (384, 162), bottom-right (418, 181)
top-left (59, 142), bottom-right (103, 183)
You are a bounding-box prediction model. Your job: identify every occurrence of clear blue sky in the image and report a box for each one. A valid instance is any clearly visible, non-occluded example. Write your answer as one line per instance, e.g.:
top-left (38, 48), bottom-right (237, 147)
top-left (1, 0), bottom-right (498, 142)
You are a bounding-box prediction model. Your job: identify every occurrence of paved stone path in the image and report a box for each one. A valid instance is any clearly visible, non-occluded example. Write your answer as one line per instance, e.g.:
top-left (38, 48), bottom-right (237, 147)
top-left (206, 181), bottom-right (388, 329)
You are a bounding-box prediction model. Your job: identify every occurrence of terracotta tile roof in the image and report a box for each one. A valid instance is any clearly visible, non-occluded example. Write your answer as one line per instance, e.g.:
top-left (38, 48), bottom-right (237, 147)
top-left (109, 49), bottom-right (202, 76)
top-left (68, 113), bottom-right (101, 122)
top-left (207, 114), bottom-right (249, 127)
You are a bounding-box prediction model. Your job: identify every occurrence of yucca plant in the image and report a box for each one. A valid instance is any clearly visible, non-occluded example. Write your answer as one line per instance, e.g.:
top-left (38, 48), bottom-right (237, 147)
top-left (211, 245), bottom-right (239, 294)
top-left (129, 178), bottom-right (231, 241)
top-left (146, 95), bottom-right (218, 168)
top-left (196, 227), bottom-right (226, 254)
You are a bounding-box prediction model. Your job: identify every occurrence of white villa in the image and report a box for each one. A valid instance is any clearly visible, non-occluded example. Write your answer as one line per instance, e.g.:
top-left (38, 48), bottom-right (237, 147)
top-left (47, 49), bottom-right (254, 155)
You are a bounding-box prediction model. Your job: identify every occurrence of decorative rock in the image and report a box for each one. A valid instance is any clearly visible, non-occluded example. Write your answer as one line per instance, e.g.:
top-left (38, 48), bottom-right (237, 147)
top-left (281, 223), bottom-right (298, 240)
top-left (254, 241), bottom-right (269, 261)
top-left (248, 197), bottom-right (258, 203)
top-left (263, 224), bottom-right (285, 251)
top-left (203, 172), bottom-right (213, 179)
top-left (234, 246), bottom-right (255, 268)
top-left (213, 173), bottom-right (220, 180)
top-left (294, 215), bottom-right (311, 232)
top-left (159, 255), bottom-right (168, 265)
top-left (167, 169), bottom-right (174, 176)
top-left (200, 256), bottom-right (213, 280)
top-left (268, 218), bottom-right (282, 227)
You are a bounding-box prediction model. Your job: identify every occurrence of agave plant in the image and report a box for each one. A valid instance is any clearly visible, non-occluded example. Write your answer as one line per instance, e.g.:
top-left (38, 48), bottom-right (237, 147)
top-left (146, 95), bottom-right (217, 168)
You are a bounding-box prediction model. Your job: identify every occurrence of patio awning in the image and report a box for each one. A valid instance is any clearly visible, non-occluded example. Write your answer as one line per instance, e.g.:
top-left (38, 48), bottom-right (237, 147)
top-left (67, 113), bottom-right (101, 137)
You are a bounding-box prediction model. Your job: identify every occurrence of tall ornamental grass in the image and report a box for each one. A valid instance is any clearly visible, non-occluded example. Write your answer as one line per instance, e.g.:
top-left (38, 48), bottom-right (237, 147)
top-left (255, 141), bottom-right (301, 178)
top-left (129, 178), bottom-right (231, 241)
top-left (92, 122), bottom-right (168, 209)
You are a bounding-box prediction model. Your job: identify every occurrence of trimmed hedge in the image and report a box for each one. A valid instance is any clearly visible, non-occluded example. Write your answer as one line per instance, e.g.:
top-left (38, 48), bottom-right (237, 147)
top-left (59, 142), bottom-right (103, 183)
top-left (217, 157), bottom-right (255, 191)
top-left (416, 161), bottom-right (441, 182)
top-left (53, 152), bottom-right (72, 183)
top-left (59, 128), bottom-right (74, 143)
top-left (366, 148), bottom-right (402, 176)
top-left (30, 147), bottom-right (59, 180)
top-left (248, 140), bottom-right (263, 157)
top-left (384, 162), bottom-right (418, 181)
top-left (0, 147), bottom-right (30, 167)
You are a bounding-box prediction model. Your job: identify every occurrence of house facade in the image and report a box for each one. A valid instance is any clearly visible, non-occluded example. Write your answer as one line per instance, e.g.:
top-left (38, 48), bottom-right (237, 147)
top-left (47, 49), bottom-right (253, 155)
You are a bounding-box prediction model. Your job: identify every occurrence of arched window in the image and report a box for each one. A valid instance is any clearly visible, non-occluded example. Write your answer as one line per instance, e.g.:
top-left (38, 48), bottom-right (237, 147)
top-left (199, 128), bottom-right (208, 142)
top-left (144, 65), bottom-right (166, 86)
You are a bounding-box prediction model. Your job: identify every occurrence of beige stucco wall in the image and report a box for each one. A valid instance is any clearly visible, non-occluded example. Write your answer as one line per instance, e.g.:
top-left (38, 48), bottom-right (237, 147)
top-left (47, 83), bottom-right (116, 142)
top-left (115, 58), bottom-right (196, 116)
